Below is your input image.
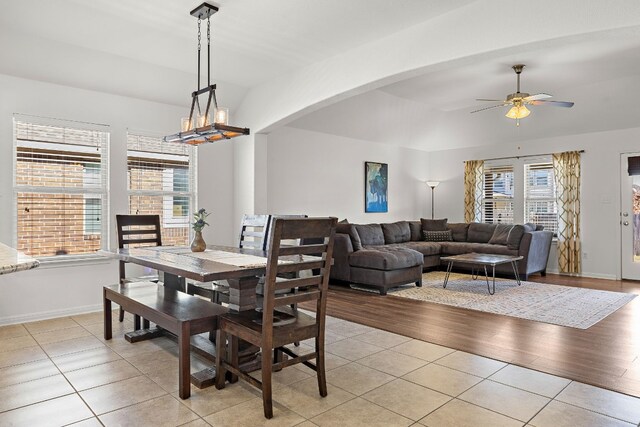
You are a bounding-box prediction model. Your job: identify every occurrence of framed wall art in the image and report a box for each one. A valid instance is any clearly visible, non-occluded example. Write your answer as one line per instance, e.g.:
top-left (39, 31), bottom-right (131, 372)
top-left (365, 161), bottom-right (388, 212)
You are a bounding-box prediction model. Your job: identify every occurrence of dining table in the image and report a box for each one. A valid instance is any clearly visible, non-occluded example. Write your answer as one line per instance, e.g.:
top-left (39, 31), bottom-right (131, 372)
top-left (0, 242), bottom-right (40, 275)
top-left (98, 244), bottom-right (283, 388)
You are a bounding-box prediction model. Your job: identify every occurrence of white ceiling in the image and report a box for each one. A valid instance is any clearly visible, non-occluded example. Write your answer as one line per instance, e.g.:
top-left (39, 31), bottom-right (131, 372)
top-left (2, 1), bottom-right (640, 152)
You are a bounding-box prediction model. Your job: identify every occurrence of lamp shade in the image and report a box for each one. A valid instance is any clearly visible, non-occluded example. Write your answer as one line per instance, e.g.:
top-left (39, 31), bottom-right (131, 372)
top-left (426, 181), bottom-right (440, 188)
top-left (505, 104), bottom-right (530, 119)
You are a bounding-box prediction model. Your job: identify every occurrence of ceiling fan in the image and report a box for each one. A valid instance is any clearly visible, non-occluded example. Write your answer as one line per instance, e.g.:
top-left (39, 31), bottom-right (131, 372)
top-left (471, 64), bottom-right (574, 126)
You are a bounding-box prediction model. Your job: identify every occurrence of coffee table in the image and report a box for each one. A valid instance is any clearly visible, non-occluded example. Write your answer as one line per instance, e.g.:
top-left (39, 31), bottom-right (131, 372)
top-left (440, 253), bottom-right (524, 295)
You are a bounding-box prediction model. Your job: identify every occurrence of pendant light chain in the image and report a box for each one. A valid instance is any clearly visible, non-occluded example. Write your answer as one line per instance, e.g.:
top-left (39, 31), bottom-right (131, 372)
top-left (207, 16), bottom-right (211, 87)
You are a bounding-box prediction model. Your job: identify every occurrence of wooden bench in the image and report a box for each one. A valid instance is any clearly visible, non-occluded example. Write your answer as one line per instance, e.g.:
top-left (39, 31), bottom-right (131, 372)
top-left (103, 282), bottom-right (228, 399)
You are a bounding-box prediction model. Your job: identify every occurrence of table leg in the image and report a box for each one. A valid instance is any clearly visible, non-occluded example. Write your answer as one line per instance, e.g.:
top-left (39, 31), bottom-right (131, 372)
top-left (511, 261), bottom-right (522, 286)
top-left (443, 261), bottom-right (454, 288)
top-left (160, 271), bottom-right (186, 292)
top-left (226, 276), bottom-right (259, 312)
top-left (491, 265), bottom-right (496, 295)
top-left (471, 266), bottom-right (479, 280)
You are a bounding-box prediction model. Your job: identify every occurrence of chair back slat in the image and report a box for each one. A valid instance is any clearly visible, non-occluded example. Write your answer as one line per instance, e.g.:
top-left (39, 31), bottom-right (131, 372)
top-left (261, 217), bottom-right (337, 330)
top-left (116, 215), bottom-right (162, 249)
top-left (239, 214), bottom-right (271, 250)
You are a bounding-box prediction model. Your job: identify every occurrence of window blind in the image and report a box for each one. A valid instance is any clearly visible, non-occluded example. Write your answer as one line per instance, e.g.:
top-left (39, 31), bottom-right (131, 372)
top-left (14, 119), bottom-right (110, 258)
top-left (482, 164), bottom-right (514, 224)
top-left (525, 161), bottom-right (558, 235)
top-left (127, 133), bottom-right (196, 246)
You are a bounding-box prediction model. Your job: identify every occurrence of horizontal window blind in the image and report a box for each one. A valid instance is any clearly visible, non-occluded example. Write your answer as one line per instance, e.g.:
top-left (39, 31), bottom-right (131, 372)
top-left (525, 161), bottom-right (558, 235)
top-left (482, 164), bottom-right (514, 224)
top-left (14, 119), bottom-right (109, 258)
top-left (127, 133), bottom-right (195, 246)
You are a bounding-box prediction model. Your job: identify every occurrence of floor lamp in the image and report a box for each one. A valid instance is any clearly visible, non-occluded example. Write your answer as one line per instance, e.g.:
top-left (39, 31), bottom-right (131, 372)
top-left (426, 181), bottom-right (440, 219)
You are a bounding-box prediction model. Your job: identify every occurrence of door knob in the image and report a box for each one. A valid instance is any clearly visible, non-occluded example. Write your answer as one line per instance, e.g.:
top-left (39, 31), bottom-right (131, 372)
top-left (623, 221), bottom-right (630, 226)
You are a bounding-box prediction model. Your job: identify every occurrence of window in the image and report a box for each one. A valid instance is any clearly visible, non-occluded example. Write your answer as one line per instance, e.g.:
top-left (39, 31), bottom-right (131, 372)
top-left (127, 133), bottom-right (196, 246)
top-left (482, 164), bottom-right (514, 224)
top-left (14, 117), bottom-right (109, 258)
top-left (525, 161), bottom-right (558, 235)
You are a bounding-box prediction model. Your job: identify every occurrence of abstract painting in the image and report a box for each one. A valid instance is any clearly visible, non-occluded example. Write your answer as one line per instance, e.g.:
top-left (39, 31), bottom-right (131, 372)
top-left (365, 161), bottom-right (388, 212)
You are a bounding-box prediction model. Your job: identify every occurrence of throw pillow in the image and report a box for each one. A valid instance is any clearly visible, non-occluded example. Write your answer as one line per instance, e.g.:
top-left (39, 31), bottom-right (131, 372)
top-left (354, 224), bottom-right (385, 246)
top-left (523, 222), bottom-right (536, 233)
top-left (507, 224), bottom-right (525, 249)
top-left (535, 224), bottom-right (545, 231)
top-left (423, 230), bottom-right (453, 242)
top-left (408, 221), bottom-right (422, 241)
top-left (488, 224), bottom-right (513, 245)
top-left (382, 221), bottom-right (411, 244)
top-left (447, 223), bottom-right (470, 242)
top-left (420, 218), bottom-right (448, 232)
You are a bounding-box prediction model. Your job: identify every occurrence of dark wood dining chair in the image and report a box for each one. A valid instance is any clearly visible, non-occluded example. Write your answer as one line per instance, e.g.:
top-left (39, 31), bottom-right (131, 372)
top-left (215, 217), bottom-right (337, 419)
top-left (116, 214), bottom-right (163, 328)
top-left (187, 214), bottom-right (271, 303)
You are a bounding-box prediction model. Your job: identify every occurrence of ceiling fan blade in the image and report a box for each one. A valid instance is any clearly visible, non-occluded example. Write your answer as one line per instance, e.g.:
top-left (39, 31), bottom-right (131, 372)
top-left (529, 100), bottom-right (575, 108)
top-left (475, 98), bottom-right (507, 102)
top-left (524, 93), bottom-right (552, 101)
top-left (470, 104), bottom-right (508, 114)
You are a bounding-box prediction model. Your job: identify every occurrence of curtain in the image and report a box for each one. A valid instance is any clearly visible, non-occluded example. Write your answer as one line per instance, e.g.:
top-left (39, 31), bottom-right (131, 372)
top-left (464, 160), bottom-right (484, 223)
top-left (553, 151), bottom-right (581, 274)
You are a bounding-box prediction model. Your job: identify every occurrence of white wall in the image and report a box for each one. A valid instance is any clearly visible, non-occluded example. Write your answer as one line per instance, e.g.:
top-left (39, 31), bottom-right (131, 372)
top-left (261, 127), bottom-right (431, 222)
top-left (0, 74), bottom-right (234, 324)
top-left (428, 126), bottom-right (640, 280)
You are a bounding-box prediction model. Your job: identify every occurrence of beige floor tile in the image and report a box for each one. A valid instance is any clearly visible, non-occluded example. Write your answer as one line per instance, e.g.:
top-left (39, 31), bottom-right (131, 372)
top-left (357, 349), bottom-right (428, 377)
top-left (203, 397), bottom-right (305, 426)
top-left (489, 364), bottom-right (571, 398)
top-left (106, 335), bottom-right (177, 358)
top-left (31, 325), bottom-right (92, 345)
top-left (40, 335), bottom-right (106, 357)
top-left (362, 378), bottom-right (450, 421)
top-left (23, 316), bottom-right (79, 334)
top-left (250, 364), bottom-right (314, 389)
top-left (0, 394), bottom-right (93, 427)
top-left (556, 381), bottom-right (640, 424)
top-left (0, 323), bottom-right (29, 340)
top-left (145, 356), bottom-right (213, 393)
top-left (175, 381), bottom-right (258, 417)
top-left (402, 363), bottom-right (483, 397)
top-left (0, 358), bottom-right (60, 388)
top-left (325, 321), bottom-right (376, 338)
top-left (0, 373), bottom-right (75, 412)
top-left (0, 345), bottom-right (48, 368)
top-left (326, 362), bottom-right (395, 395)
top-left (294, 351), bottom-right (351, 374)
top-left (126, 346), bottom-right (181, 373)
top-left (99, 394), bottom-right (199, 427)
top-left (353, 329), bottom-right (412, 349)
top-left (529, 400), bottom-right (633, 427)
top-left (310, 397), bottom-right (413, 427)
top-left (84, 319), bottom-right (135, 339)
top-left (391, 340), bottom-right (455, 362)
top-left (80, 375), bottom-right (167, 414)
top-left (64, 359), bottom-right (142, 391)
top-left (68, 418), bottom-right (104, 427)
top-left (458, 380), bottom-right (550, 422)
top-left (302, 330), bottom-right (347, 346)
top-left (435, 351), bottom-right (506, 378)
top-left (0, 334), bottom-right (38, 353)
top-left (325, 338), bottom-right (384, 361)
top-left (52, 345), bottom-right (122, 372)
top-left (71, 310), bottom-right (106, 326)
top-left (418, 398), bottom-right (523, 427)
top-left (294, 422), bottom-right (319, 427)
top-left (178, 419), bottom-right (212, 427)
top-left (274, 376), bottom-right (356, 419)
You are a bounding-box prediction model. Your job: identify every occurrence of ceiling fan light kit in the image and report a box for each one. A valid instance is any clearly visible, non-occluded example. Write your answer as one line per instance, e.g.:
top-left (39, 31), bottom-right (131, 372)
top-left (472, 64), bottom-right (574, 126)
top-left (164, 2), bottom-right (250, 145)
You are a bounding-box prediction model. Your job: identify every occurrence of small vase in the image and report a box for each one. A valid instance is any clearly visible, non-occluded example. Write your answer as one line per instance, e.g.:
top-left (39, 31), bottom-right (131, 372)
top-left (190, 230), bottom-right (206, 252)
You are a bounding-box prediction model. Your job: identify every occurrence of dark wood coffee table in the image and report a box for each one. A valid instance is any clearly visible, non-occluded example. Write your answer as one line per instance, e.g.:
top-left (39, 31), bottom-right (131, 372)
top-left (440, 253), bottom-right (524, 295)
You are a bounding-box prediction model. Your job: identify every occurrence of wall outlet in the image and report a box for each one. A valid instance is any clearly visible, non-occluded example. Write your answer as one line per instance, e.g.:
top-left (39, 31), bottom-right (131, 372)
top-left (583, 252), bottom-right (588, 259)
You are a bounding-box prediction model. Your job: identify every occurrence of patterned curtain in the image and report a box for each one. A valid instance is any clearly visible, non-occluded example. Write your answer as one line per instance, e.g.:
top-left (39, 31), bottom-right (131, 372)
top-left (553, 151), bottom-right (581, 274)
top-left (464, 160), bottom-right (484, 223)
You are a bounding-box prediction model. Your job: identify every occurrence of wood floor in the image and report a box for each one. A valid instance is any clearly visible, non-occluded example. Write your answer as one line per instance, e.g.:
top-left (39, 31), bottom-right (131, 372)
top-left (307, 274), bottom-right (640, 398)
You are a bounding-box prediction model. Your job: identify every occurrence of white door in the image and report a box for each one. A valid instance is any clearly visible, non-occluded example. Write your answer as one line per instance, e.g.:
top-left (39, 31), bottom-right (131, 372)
top-left (621, 153), bottom-right (640, 280)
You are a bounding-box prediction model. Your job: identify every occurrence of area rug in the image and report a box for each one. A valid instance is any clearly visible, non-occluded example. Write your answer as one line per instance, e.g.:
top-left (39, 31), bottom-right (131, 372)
top-left (360, 272), bottom-right (636, 329)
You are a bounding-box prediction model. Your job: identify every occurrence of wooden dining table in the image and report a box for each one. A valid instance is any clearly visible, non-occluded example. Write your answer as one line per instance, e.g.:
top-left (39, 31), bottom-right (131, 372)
top-left (98, 244), bottom-right (280, 387)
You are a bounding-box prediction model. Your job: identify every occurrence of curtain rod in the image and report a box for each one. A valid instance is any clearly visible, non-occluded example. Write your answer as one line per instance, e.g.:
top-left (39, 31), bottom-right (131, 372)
top-left (465, 150), bottom-right (585, 163)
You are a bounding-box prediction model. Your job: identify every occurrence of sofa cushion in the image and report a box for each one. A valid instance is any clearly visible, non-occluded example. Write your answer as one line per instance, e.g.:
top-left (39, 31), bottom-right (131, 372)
top-left (382, 221), bottom-right (411, 244)
top-left (423, 230), bottom-right (453, 242)
top-left (421, 218), bottom-right (448, 232)
top-left (396, 241), bottom-right (442, 256)
top-left (408, 221), bottom-right (422, 241)
top-left (467, 223), bottom-right (497, 243)
top-left (488, 224), bottom-right (512, 245)
top-left (447, 223), bottom-right (470, 242)
top-left (349, 247), bottom-right (423, 271)
top-left (354, 224), bottom-right (385, 246)
top-left (523, 222), bottom-right (536, 233)
top-left (440, 242), bottom-right (518, 256)
top-left (507, 224), bottom-right (525, 250)
top-left (336, 221), bottom-right (363, 250)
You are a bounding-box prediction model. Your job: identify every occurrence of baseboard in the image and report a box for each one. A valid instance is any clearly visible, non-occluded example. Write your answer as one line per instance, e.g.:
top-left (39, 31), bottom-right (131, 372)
top-left (546, 269), bottom-right (618, 281)
top-left (0, 304), bottom-right (103, 326)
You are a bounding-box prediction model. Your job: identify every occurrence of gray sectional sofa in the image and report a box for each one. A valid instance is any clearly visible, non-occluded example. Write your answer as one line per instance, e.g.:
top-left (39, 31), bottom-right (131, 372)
top-left (330, 219), bottom-right (554, 295)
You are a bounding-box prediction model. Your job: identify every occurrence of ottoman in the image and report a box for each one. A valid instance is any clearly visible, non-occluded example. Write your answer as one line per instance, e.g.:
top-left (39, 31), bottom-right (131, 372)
top-left (348, 246), bottom-right (423, 295)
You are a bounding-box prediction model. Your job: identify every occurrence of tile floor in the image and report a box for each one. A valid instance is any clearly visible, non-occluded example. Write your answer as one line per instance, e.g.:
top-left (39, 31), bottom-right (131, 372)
top-left (0, 310), bottom-right (639, 426)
